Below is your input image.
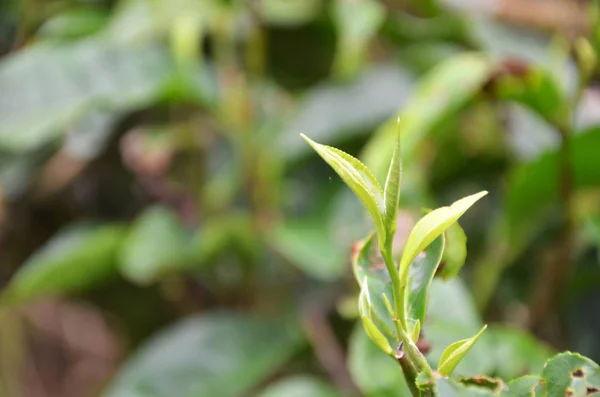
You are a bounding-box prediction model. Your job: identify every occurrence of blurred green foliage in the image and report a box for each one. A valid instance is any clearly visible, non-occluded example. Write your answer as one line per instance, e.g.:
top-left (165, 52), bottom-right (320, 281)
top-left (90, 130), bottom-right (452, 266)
top-left (1, 0), bottom-right (600, 396)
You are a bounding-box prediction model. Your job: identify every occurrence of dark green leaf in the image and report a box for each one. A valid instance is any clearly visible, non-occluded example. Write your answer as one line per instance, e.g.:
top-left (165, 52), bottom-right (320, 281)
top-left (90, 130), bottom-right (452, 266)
top-left (103, 312), bottom-right (304, 397)
top-left (119, 206), bottom-right (192, 285)
top-left (1, 224), bottom-right (125, 306)
top-left (406, 235), bottom-right (444, 327)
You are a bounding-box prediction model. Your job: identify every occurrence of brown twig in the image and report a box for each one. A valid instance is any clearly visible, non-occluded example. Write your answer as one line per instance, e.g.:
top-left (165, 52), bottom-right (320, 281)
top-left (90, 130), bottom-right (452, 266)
top-left (301, 306), bottom-right (360, 396)
top-left (528, 124), bottom-right (574, 343)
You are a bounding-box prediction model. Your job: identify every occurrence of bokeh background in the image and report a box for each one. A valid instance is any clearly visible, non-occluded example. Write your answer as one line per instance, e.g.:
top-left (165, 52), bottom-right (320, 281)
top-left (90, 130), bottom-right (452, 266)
top-left (1, 0), bottom-right (600, 396)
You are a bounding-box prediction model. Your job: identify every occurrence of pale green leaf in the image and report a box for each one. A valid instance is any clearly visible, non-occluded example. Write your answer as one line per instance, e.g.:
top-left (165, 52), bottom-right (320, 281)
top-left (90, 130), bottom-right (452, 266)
top-left (302, 134), bottom-right (386, 246)
top-left (410, 319), bottom-right (421, 344)
top-left (399, 191), bottom-right (487, 284)
top-left (383, 122), bottom-right (402, 241)
top-left (439, 222), bottom-right (467, 280)
top-left (361, 316), bottom-right (393, 355)
top-left (438, 325), bottom-right (488, 377)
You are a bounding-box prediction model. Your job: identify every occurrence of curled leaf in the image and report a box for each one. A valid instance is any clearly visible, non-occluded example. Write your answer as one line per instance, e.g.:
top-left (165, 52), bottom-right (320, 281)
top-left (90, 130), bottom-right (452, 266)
top-left (438, 325), bottom-right (487, 377)
top-left (362, 316), bottom-right (393, 355)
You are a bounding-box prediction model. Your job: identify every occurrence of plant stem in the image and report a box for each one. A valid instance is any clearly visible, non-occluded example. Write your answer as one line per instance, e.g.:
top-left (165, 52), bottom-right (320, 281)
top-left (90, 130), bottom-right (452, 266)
top-left (381, 241), bottom-right (433, 395)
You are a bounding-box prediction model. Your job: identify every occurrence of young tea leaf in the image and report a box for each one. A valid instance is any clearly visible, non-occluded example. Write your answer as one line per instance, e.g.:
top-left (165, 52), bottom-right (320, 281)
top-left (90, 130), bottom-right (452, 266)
top-left (438, 325), bottom-right (488, 377)
top-left (302, 134), bottom-right (386, 246)
top-left (438, 222), bottom-right (467, 280)
top-left (383, 122), bottom-right (402, 242)
top-left (399, 191), bottom-right (487, 285)
top-left (406, 235), bottom-right (445, 326)
top-left (361, 316), bottom-right (393, 355)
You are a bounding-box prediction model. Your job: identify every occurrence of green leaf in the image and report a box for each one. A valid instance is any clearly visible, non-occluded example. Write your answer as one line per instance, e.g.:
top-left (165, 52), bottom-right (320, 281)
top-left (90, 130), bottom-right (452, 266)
top-left (383, 122), bottom-right (402, 241)
top-left (119, 206), bottom-right (191, 285)
top-left (103, 312), bottom-right (303, 397)
top-left (438, 222), bottom-right (467, 280)
top-left (1, 224), bottom-right (125, 306)
top-left (361, 316), bottom-right (393, 355)
top-left (0, 40), bottom-right (179, 151)
top-left (352, 234), bottom-right (396, 340)
top-left (256, 0), bottom-right (322, 26)
top-left (537, 352), bottom-right (600, 396)
top-left (332, 0), bottom-right (385, 78)
top-left (362, 53), bottom-right (494, 180)
top-left (438, 325), bottom-right (487, 377)
top-left (301, 135), bottom-right (386, 247)
top-left (257, 376), bottom-right (341, 397)
top-left (410, 319), bottom-right (421, 344)
top-left (348, 324), bottom-right (410, 397)
top-left (503, 376), bottom-right (541, 397)
top-left (268, 218), bottom-right (346, 280)
top-left (406, 235), bottom-right (445, 326)
top-left (474, 126), bottom-right (600, 309)
top-left (495, 66), bottom-right (569, 129)
top-left (37, 8), bottom-right (109, 40)
top-left (436, 377), bottom-right (503, 396)
top-left (399, 191), bottom-right (487, 285)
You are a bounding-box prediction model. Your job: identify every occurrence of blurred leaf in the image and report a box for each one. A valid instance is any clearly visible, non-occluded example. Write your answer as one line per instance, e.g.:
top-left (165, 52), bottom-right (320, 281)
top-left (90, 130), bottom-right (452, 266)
top-left (257, 376), bottom-right (341, 397)
top-left (483, 326), bottom-right (553, 380)
top-left (474, 126), bottom-right (600, 309)
top-left (399, 191), bottom-right (487, 283)
top-left (268, 219), bottom-right (345, 281)
top-left (64, 110), bottom-right (120, 160)
top-left (347, 324), bottom-right (410, 397)
top-left (0, 40), bottom-right (180, 151)
top-left (383, 126), bottom-right (402, 239)
top-left (37, 8), bottom-right (109, 40)
top-left (362, 53), bottom-right (493, 180)
top-left (281, 65), bottom-right (413, 161)
top-left (256, 0), bottom-right (321, 26)
top-left (438, 325), bottom-right (487, 377)
top-left (106, 0), bottom-right (216, 43)
top-left (406, 235), bottom-right (444, 327)
top-left (332, 0), bottom-right (385, 78)
top-left (1, 224), bottom-right (125, 306)
top-left (119, 206), bottom-right (192, 285)
top-left (302, 134), bottom-right (386, 246)
top-left (436, 376), bottom-right (504, 396)
top-left (104, 312), bottom-right (303, 397)
top-left (438, 222), bottom-right (467, 280)
top-left (495, 67), bottom-right (569, 129)
top-left (37, 8), bottom-right (108, 40)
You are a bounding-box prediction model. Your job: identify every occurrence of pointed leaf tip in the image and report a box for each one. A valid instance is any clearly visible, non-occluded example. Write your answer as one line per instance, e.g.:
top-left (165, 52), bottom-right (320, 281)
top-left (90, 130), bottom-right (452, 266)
top-left (399, 191), bottom-right (487, 284)
top-left (438, 324), bottom-right (487, 377)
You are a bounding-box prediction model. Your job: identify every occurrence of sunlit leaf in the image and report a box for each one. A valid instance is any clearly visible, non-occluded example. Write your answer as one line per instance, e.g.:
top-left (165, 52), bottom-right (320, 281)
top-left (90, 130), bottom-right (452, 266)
top-left (256, 0), bottom-right (322, 26)
top-left (399, 191), bottom-right (487, 284)
top-left (1, 224), bottom-right (125, 306)
top-left (104, 312), bottom-right (304, 397)
top-left (302, 135), bottom-right (386, 246)
top-left (438, 325), bottom-right (487, 377)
